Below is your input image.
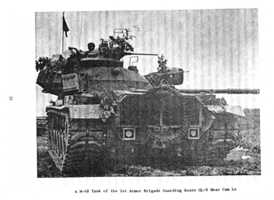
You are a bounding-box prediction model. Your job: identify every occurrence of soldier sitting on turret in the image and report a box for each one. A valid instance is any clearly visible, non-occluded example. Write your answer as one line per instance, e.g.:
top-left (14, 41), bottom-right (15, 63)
top-left (64, 47), bottom-right (81, 73)
top-left (111, 35), bottom-right (134, 52)
top-left (99, 39), bottom-right (110, 57)
top-left (108, 36), bottom-right (123, 59)
top-left (88, 42), bottom-right (95, 52)
top-left (85, 42), bottom-right (98, 57)
top-left (108, 35), bottom-right (134, 59)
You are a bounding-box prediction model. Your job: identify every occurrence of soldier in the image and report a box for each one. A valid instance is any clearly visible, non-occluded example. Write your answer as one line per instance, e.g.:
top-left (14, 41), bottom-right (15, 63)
top-left (99, 39), bottom-right (110, 57)
top-left (86, 42), bottom-right (98, 57)
top-left (157, 55), bottom-right (168, 73)
top-left (87, 42), bottom-right (95, 51)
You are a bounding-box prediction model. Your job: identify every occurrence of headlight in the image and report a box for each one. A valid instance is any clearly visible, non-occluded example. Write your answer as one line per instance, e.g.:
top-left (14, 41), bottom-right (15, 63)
top-left (122, 128), bottom-right (136, 140)
top-left (188, 127), bottom-right (200, 139)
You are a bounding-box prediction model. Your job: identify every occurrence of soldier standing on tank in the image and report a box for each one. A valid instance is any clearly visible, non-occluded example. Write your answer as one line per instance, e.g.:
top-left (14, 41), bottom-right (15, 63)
top-left (157, 55), bottom-right (168, 72)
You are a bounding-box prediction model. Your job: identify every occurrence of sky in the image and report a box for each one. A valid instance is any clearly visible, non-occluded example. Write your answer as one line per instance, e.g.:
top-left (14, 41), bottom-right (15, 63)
top-left (35, 9), bottom-right (259, 116)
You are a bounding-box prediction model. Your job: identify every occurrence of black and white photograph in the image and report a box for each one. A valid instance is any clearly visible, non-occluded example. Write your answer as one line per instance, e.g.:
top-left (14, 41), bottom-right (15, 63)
top-left (35, 9), bottom-right (260, 177)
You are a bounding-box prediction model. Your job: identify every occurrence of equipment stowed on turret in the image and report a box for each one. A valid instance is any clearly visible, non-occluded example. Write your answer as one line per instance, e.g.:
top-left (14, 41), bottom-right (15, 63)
top-left (145, 54), bottom-right (187, 87)
top-left (36, 28), bottom-right (260, 176)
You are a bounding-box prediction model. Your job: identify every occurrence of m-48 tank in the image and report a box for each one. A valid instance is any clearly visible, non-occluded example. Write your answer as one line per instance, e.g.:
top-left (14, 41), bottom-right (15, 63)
top-left (36, 29), bottom-right (259, 176)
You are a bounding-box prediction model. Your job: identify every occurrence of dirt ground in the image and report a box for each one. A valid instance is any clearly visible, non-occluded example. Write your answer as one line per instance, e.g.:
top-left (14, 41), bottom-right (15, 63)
top-left (37, 136), bottom-right (62, 177)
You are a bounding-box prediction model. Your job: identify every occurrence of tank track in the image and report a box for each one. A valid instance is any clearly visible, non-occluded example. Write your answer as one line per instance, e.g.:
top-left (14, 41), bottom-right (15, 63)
top-left (47, 108), bottom-right (105, 177)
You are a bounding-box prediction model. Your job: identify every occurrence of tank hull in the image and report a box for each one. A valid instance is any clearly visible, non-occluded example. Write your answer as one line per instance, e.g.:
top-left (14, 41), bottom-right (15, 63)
top-left (46, 88), bottom-right (239, 176)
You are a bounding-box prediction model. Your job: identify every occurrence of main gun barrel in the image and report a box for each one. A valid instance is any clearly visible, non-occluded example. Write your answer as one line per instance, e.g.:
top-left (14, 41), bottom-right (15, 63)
top-left (124, 52), bottom-right (158, 57)
top-left (179, 88), bottom-right (260, 94)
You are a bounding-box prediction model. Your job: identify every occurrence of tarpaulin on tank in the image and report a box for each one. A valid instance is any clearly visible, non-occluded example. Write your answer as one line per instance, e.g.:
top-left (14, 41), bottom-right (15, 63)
top-left (47, 105), bottom-right (103, 119)
top-left (68, 105), bottom-right (103, 119)
top-left (206, 105), bottom-right (245, 117)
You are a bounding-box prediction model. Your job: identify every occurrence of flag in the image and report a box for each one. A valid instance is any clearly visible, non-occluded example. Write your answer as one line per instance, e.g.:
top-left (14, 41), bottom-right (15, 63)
top-left (63, 15), bottom-right (70, 37)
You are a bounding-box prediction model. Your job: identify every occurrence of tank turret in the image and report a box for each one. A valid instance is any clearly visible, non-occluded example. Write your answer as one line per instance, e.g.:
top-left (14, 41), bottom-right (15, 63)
top-left (36, 28), bottom-right (157, 96)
